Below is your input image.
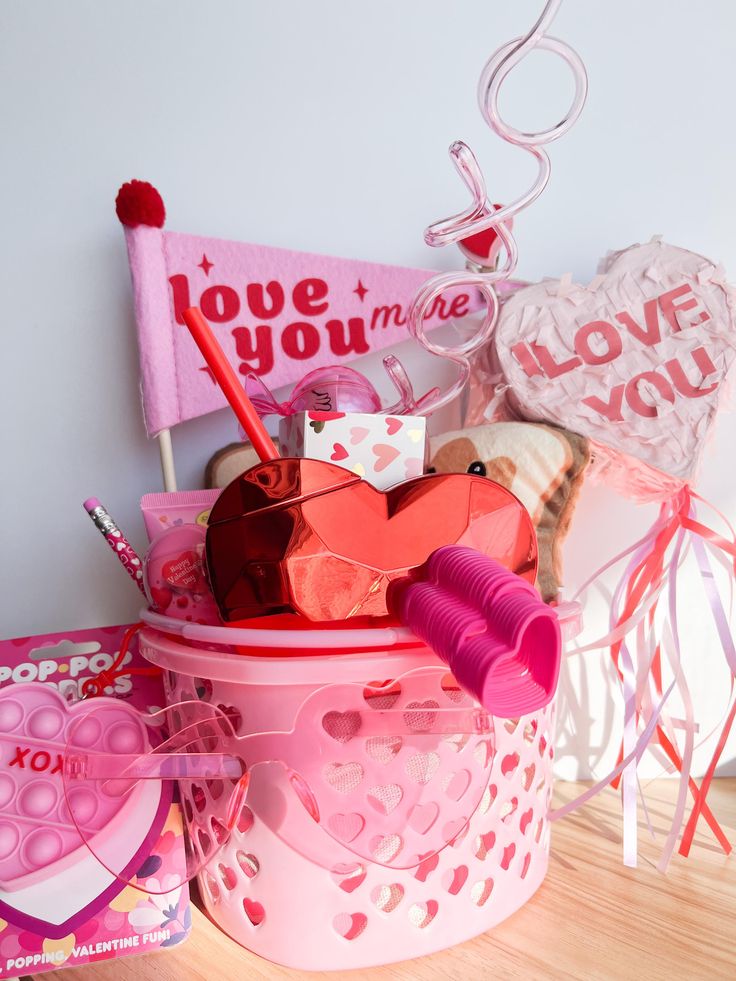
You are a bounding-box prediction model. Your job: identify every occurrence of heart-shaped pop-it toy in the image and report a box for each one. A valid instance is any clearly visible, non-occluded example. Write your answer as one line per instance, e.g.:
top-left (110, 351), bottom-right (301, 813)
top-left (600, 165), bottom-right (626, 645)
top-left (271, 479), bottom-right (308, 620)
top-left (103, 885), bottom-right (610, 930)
top-left (0, 684), bottom-right (170, 938)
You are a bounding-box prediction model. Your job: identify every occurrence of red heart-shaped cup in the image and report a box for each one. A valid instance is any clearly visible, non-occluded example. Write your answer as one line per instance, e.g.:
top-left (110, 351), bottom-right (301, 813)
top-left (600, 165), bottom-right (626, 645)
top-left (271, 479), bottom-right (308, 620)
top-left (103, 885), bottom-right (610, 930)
top-left (206, 460), bottom-right (536, 622)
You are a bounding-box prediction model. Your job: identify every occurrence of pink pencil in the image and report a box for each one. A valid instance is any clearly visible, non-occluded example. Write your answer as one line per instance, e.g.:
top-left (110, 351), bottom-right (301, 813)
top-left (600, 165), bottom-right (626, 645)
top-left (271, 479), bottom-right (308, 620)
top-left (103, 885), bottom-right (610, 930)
top-left (83, 498), bottom-right (147, 597)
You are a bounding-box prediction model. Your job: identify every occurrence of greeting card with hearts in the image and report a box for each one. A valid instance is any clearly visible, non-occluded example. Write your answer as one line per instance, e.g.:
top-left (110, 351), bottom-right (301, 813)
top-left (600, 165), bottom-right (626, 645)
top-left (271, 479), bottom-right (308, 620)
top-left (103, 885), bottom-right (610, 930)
top-left (495, 240), bottom-right (736, 492)
top-left (0, 626), bottom-right (191, 978)
top-left (279, 410), bottom-right (428, 490)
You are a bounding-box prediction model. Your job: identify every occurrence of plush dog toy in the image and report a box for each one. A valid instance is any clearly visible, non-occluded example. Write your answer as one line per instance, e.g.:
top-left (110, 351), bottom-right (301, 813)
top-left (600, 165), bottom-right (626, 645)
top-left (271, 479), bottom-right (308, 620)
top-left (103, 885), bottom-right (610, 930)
top-left (205, 438), bottom-right (279, 489)
top-left (429, 422), bottom-right (590, 601)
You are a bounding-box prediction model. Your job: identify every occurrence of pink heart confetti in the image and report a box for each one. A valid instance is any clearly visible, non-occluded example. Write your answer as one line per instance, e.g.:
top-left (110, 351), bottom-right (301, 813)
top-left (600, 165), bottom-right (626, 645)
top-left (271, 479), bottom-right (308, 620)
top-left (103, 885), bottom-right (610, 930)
top-left (349, 426), bottom-right (370, 445)
top-left (371, 443), bottom-right (400, 472)
top-left (330, 443), bottom-right (349, 462)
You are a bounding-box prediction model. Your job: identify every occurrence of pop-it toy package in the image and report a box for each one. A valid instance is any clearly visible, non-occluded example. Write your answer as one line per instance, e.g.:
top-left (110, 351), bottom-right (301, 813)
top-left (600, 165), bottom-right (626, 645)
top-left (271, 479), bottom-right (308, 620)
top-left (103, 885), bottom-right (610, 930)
top-left (0, 625), bottom-right (191, 978)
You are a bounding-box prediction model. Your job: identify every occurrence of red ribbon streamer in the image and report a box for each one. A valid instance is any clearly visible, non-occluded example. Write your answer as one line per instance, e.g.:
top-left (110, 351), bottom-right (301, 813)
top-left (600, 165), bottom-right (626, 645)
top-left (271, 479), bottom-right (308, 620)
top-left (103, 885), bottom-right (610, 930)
top-left (563, 485), bottom-right (735, 866)
top-left (81, 622), bottom-right (160, 698)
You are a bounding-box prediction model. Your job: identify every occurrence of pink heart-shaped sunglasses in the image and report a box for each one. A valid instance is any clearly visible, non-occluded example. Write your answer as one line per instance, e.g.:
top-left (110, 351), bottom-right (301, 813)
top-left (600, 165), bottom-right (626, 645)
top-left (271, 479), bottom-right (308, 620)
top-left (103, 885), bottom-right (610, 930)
top-left (3, 667), bottom-right (495, 894)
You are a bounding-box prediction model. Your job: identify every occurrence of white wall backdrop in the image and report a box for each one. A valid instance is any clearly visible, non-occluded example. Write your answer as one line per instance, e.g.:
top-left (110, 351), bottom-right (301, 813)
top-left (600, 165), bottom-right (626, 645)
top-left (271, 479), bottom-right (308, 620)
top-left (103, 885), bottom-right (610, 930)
top-left (1, 0), bottom-right (735, 777)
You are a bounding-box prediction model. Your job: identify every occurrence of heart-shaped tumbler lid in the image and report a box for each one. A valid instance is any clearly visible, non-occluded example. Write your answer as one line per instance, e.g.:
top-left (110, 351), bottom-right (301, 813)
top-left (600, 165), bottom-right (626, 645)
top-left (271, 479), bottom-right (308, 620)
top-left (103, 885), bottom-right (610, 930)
top-left (206, 459), bottom-right (537, 623)
top-left (495, 240), bottom-right (736, 490)
top-left (0, 684), bottom-right (170, 938)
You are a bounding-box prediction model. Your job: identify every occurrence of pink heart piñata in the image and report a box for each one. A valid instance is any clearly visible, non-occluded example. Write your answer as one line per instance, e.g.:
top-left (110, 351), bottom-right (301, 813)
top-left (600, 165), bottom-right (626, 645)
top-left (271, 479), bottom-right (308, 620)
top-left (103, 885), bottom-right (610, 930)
top-left (495, 241), bottom-right (736, 489)
top-left (0, 684), bottom-right (169, 938)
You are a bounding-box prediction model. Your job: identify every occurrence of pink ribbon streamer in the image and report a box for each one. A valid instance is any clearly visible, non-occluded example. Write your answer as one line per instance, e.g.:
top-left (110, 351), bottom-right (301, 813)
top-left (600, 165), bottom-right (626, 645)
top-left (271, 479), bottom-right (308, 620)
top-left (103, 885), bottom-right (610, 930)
top-left (657, 530), bottom-right (694, 871)
top-left (616, 546), bottom-right (648, 867)
top-left (551, 679), bottom-right (677, 818)
top-left (678, 532), bottom-right (736, 856)
top-left (553, 486), bottom-right (735, 869)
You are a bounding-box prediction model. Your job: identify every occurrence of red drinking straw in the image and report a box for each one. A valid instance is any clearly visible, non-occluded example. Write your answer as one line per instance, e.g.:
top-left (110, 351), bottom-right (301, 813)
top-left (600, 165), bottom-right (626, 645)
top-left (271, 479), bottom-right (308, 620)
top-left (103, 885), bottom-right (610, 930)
top-left (182, 307), bottom-right (279, 463)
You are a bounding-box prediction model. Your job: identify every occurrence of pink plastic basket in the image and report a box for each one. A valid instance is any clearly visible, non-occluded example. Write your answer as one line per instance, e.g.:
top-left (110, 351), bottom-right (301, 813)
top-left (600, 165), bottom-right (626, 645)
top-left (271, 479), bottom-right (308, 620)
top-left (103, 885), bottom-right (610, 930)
top-left (139, 621), bottom-right (560, 971)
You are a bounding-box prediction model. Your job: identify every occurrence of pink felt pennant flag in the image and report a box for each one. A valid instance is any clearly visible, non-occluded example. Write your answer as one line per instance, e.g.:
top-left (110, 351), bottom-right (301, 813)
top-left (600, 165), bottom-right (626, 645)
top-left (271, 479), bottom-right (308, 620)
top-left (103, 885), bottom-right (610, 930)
top-left (117, 180), bottom-right (485, 436)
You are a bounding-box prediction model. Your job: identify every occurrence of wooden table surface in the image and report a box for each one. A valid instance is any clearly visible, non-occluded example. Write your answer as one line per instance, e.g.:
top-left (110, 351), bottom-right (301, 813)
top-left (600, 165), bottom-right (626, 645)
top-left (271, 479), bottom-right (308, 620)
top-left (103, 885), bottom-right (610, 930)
top-left (36, 780), bottom-right (735, 981)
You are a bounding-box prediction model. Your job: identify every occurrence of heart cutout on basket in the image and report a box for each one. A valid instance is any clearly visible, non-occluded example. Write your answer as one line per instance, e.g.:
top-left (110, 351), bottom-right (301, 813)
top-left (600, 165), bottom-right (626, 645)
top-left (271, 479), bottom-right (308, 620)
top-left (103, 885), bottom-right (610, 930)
top-left (495, 241), bottom-right (736, 483)
top-left (362, 680), bottom-right (402, 710)
top-left (327, 813), bottom-right (365, 843)
top-left (322, 711), bottom-right (362, 744)
top-left (207, 459), bottom-right (536, 622)
top-left (0, 684), bottom-right (170, 938)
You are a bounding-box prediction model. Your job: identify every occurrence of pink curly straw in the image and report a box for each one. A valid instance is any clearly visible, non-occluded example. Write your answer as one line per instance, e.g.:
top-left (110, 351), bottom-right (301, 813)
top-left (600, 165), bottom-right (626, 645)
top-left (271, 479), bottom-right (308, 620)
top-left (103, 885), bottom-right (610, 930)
top-left (409, 0), bottom-right (588, 414)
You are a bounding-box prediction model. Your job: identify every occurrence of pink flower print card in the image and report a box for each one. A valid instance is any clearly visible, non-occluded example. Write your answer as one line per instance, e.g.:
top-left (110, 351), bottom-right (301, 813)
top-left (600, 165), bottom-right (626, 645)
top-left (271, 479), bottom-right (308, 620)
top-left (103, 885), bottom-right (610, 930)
top-left (0, 624), bottom-right (191, 978)
top-left (279, 411), bottom-right (427, 490)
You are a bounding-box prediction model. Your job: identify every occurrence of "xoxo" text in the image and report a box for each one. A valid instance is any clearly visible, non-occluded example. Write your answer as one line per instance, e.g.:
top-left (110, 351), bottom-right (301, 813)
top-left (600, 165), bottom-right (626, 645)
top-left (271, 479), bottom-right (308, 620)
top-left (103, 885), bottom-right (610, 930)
top-left (7, 745), bottom-right (64, 775)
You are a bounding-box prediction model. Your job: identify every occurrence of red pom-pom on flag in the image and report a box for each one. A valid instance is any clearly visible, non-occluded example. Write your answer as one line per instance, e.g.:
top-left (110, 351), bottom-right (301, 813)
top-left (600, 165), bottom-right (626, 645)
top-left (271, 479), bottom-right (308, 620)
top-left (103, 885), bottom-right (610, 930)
top-left (115, 180), bottom-right (166, 228)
